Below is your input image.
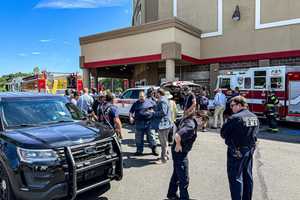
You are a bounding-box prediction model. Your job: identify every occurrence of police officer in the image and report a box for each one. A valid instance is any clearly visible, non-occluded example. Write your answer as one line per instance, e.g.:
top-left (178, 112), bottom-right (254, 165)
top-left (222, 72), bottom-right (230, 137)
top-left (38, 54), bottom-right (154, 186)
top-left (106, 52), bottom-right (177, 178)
top-left (167, 112), bottom-right (198, 200)
top-left (183, 86), bottom-right (196, 117)
top-left (265, 90), bottom-right (279, 132)
top-left (98, 92), bottom-right (123, 139)
top-left (129, 91), bottom-right (158, 156)
top-left (221, 96), bottom-right (259, 200)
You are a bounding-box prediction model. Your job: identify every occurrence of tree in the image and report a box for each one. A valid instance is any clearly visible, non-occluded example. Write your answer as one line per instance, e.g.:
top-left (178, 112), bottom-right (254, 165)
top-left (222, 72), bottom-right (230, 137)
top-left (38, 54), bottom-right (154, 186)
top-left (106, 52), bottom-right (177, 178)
top-left (0, 72), bottom-right (33, 92)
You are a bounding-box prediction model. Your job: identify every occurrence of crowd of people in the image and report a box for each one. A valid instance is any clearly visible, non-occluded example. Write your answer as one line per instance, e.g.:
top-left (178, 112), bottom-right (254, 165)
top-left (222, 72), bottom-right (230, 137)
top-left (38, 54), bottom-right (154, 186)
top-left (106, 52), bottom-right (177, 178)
top-left (63, 86), bottom-right (259, 200)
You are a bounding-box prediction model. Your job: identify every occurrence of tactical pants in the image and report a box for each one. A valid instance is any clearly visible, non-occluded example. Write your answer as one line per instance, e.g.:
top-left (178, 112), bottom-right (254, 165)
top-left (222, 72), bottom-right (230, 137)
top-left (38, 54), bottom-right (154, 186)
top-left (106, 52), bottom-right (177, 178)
top-left (267, 114), bottom-right (277, 130)
top-left (227, 147), bottom-right (255, 200)
top-left (135, 128), bottom-right (157, 153)
top-left (167, 150), bottom-right (189, 200)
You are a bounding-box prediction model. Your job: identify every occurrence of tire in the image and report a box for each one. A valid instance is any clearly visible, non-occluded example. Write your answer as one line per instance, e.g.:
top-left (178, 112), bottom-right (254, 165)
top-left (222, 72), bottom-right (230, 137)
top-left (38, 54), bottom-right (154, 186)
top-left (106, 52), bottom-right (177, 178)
top-left (0, 162), bottom-right (15, 200)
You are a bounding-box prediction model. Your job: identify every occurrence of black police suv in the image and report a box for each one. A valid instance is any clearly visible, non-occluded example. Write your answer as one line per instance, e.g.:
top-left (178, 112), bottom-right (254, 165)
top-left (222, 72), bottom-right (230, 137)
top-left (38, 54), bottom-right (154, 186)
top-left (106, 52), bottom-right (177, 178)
top-left (0, 93), bottom-right (123, 200)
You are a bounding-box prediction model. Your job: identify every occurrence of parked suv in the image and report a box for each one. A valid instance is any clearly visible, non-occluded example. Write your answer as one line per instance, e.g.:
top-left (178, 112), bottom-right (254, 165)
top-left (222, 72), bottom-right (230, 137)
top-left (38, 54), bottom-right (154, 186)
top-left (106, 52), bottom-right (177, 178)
top-left (0, 92), bottom-right (123, 200)
top-left (115, 86), bottom-right (159, 117)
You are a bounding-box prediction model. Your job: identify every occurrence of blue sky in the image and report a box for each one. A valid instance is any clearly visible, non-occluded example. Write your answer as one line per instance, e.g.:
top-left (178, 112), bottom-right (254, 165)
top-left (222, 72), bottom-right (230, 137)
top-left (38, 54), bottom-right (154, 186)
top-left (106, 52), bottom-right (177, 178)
top-left (0, 0), bottom-right (132, 76)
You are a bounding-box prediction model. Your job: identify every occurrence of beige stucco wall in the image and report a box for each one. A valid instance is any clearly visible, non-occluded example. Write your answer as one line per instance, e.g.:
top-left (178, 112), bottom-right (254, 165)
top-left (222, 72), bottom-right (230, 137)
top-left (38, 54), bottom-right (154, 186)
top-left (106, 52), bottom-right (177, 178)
top-left (177, 0), bottom-right (218, 34)
top-left (158, 1), bottom-right (173, 20)
top-left (199, 0), bottom-right (300, 59)
top-left (82, 28), bottom-right (174, 63)
top-left (261, 0), bottom-right (300, 23)
top-left (174, 29), bottom-right (200, 58)
top-left (81, 26), bottom-right (201, 63)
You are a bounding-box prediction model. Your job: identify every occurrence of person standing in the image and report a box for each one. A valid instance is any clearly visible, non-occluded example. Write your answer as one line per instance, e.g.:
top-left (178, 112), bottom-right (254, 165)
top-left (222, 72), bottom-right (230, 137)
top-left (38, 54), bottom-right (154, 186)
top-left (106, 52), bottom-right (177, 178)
top-left (146, 87), bottom-right (159, 154)
top-left (70, 91), bottom-right (79, 106)
top-left (153, 88), bottom-right (172, 164)
top-left (197, 91), bottom-right (209, 132)
top-left (77, 88), bottom-right (94, 115)
top-left (212, 88), bottom-right (226, 129)
top-left (224, 88), bottom-right (234, 120)
top-left (183, 86), bottom-right (196, 117)
top-left (98, 93), bottom-right (122, 139)
top-left (165, 91), bottom-right (177, 143)
top-left (167, 113), bottom-right (198, 200)
top-left (233, 87), bottom-right (240, 97)
top-left (221, 96), bottom-right (259, 200)
top-left (129, 91), bottom-right (158, 156)
top-left (265, 90), bottom-right (279, 132)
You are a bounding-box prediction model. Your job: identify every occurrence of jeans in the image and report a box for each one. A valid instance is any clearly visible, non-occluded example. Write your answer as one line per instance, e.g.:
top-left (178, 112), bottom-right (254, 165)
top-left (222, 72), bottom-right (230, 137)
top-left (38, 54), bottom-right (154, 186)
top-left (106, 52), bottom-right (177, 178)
top-left (227, 147), bottom-right (255, 200)
top-left (135, 128), bottom-right (157, 153)
top-left (167, 148), bottom-right (189, 200)
top-left (158, 128), bottom-right (170, 161)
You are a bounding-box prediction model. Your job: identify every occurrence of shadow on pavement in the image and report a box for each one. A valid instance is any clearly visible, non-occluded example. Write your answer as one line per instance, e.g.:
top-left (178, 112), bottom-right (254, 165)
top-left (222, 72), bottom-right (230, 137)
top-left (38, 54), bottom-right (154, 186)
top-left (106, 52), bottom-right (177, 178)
top-left (122, 152), bottom-right (159, 168)
top-left (75, 183), bottom-right (110, 200)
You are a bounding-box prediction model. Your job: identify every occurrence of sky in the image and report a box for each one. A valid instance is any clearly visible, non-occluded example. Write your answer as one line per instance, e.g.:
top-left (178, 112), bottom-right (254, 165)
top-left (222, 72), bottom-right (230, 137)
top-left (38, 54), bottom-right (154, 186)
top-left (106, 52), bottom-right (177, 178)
top-left (0, 0), bottom-right (132, 76)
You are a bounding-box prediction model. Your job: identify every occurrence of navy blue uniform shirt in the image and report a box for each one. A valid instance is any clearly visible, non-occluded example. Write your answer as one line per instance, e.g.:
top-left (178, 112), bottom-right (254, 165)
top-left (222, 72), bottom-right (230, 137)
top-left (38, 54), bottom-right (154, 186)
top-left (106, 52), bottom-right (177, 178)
top-left (98, 103), bottom-right (119, 129)
top-left (184, 93), bottom-right (196, 111)
top-left (221, 109), bottom-right (259, 148)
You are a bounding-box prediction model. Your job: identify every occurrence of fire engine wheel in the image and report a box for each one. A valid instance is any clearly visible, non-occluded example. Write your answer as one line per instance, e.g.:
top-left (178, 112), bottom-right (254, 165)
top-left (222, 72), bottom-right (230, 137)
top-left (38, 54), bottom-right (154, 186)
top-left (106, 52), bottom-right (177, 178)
top-left (0, 163), bottom-right (15, 200)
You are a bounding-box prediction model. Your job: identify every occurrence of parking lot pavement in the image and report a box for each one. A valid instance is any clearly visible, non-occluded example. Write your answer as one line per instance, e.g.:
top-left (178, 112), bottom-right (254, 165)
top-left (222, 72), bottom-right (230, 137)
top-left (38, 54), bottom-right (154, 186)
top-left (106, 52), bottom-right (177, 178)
top-left (77, 125), bottom-right (300, 200)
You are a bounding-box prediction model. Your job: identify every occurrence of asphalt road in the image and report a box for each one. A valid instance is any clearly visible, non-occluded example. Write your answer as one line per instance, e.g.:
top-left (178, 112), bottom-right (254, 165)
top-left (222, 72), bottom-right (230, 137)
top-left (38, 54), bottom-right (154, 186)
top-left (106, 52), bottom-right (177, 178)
top-left (76, 125), bottom-right (300, 200)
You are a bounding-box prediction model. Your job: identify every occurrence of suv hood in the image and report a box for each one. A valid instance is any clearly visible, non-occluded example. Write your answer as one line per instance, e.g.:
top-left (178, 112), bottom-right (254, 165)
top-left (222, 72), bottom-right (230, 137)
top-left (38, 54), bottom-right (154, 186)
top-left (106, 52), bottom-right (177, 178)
top-left (6, 122), bottom-right (104, 148)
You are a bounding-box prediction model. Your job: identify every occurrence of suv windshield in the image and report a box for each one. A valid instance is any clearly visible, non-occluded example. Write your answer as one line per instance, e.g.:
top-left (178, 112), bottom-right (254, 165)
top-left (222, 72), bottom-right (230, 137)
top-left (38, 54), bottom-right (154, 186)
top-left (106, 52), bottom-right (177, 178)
top-left (1, 98), bottom-right (76, 128)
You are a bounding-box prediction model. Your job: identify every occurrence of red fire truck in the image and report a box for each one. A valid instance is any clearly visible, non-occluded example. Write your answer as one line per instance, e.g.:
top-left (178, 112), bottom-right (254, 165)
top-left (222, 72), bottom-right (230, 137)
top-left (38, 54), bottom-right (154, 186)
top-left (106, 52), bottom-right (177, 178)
top-left (21, 72), bottom-right (83, 94)
top-left (217, 66), bottom-right (300, 122)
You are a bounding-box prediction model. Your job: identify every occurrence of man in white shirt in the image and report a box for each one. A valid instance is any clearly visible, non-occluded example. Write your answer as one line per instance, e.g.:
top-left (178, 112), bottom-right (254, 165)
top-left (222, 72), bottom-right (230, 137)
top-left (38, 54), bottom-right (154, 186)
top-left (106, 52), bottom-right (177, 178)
top-left (212, 88), bottom-right (227, 128)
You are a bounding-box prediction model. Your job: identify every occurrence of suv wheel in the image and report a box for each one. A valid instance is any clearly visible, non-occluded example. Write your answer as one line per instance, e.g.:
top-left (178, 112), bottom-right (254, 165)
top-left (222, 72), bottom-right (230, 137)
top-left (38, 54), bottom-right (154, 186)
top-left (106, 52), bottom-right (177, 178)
top-left (0, 163), bottom-right (15, 200)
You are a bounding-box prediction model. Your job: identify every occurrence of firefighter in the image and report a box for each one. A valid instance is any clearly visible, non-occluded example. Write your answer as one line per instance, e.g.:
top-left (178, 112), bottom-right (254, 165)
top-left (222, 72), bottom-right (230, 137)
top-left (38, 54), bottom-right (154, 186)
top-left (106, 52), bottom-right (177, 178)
top-left (265, 90), bottom-right (280, 132)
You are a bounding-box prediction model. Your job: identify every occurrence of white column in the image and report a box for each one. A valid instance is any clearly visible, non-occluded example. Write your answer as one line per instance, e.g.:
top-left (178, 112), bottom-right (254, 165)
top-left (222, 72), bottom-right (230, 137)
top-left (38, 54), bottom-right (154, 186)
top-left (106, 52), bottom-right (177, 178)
top-left (83, 68), bottom-right (91, 89)
top-left (166, 59), bottom-right (176, 81)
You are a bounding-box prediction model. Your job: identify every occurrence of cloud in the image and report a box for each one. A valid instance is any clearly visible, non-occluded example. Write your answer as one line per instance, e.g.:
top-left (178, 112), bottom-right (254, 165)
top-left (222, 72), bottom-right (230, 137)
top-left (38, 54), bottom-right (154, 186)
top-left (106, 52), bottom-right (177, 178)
top-left (17, 53), bottom-right (28, 57)
top-left (63, 41), bottom-right (72, 45)
top-left (32, 52), bottom-right (41, 55)
top-left (35, 0), bottom-right (128, 9)
top-left (40, 39), bottom-right (52, 43)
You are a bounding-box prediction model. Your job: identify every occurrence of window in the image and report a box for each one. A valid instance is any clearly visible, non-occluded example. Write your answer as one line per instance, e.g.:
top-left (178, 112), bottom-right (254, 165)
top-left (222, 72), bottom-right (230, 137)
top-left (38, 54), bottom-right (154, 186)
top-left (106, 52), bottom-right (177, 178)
top-left (244, 77), bottom-right (251, 89)
top-left (254, 71), bottom-right (266, 89)
top-left (130, 90), bottom-right (143, 99)
top-left (121, 90), bottom-right (132, 99)
top-left (219, 78), bottom-right (231, 89)
top-left (271, 77), bottom-right (283, 89)
top-left (2, 99), bottom-right (74, 128)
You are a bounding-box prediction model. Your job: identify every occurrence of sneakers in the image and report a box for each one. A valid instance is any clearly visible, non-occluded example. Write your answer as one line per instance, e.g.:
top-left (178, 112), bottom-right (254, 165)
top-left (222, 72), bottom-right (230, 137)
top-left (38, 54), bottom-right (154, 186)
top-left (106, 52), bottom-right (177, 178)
top-left (152, 146), bottom-right (159, 156)
top-left (156, 159), bottom-right (167, 164)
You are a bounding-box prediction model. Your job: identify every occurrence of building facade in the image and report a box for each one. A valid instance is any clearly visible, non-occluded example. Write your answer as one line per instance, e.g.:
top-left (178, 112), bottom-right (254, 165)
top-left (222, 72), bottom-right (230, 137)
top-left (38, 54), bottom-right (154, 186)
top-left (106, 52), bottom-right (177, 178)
top-left (80, 0), bottom-right (300, 93)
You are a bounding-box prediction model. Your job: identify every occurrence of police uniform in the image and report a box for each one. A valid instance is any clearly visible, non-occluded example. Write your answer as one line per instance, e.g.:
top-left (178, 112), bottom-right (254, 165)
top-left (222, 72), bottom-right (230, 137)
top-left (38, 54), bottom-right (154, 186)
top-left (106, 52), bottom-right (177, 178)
top-left (221, 109), bottom-right (259, 200)
top-left (167, 116), bottom-right (197, 200)
top-left (265, 93), bottom-right (279, 132)
top-left (98, 102), bottom-right (119, 129)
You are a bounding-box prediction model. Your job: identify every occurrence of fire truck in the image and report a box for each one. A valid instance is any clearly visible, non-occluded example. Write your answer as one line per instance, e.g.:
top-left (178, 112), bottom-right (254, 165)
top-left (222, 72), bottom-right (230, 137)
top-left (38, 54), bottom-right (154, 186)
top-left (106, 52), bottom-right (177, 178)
top-left (216, 66), bottom-right (300, 122)
top-left (21, 72), bottom-right (83, 94)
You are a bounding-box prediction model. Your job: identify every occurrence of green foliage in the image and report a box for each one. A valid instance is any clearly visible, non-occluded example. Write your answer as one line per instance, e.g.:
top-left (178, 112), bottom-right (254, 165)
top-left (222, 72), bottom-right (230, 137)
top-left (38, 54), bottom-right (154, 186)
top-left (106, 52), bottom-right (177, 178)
top-left (0, 72), bottom-right (33, 92)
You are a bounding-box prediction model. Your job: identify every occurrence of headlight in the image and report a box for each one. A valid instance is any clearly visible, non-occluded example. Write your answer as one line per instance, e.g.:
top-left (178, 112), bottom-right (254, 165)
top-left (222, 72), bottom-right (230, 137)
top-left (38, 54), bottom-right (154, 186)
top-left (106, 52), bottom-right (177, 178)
top-left (17, 148), bottom-right (58, 163)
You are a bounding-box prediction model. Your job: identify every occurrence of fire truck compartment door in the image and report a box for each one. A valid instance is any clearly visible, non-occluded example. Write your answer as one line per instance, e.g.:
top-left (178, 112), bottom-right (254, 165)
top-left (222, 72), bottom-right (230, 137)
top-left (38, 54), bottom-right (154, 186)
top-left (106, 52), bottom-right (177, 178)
top-left (288, 81), bottom-right (300, 115)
